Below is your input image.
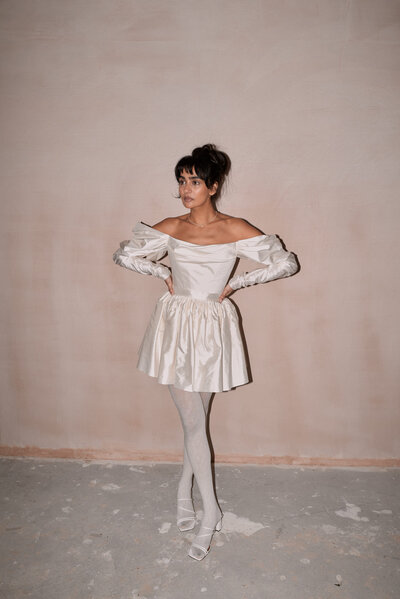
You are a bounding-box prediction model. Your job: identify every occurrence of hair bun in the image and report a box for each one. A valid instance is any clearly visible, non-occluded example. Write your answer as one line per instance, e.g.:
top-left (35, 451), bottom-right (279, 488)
top-left (194, 144), bottom-right (230, 177)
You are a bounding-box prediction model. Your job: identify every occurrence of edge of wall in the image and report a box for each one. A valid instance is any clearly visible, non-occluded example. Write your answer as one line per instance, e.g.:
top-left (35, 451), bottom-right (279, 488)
top-left (0, 446), bottom-right (399, 467)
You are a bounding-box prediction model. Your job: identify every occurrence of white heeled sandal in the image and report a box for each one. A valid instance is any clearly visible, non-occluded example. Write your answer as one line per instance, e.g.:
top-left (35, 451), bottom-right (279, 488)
top-left (177, 498), bottom-right (196, 532)
top-left (188, 517), bottom-right (223, 561)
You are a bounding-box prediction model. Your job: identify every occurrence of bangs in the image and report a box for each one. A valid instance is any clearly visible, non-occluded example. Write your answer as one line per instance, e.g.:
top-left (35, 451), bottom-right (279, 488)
top-left (175, 156), bottom-right (211, 185)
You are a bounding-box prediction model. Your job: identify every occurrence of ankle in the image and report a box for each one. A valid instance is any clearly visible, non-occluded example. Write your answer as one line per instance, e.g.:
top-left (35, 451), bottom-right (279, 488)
top-left (200, 505), bottom-right (222, 527)
top-left (177, 478), bottom-right (193, 500)
top-left (177, 488), bottom-right (193, 502)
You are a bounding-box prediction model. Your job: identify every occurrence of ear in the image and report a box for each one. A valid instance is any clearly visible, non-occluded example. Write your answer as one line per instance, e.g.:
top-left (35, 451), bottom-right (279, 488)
top-left (209, 182), bottom-right (218, 197)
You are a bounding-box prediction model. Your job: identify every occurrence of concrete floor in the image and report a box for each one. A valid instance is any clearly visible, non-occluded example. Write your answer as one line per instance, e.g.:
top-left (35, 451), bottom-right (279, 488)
top-left (0, 458), bottom-right (399, 599)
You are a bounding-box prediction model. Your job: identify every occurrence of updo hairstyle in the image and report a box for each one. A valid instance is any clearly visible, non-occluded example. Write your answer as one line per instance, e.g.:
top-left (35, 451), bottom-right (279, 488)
top-left (175, 144), bottom-right (231, 201)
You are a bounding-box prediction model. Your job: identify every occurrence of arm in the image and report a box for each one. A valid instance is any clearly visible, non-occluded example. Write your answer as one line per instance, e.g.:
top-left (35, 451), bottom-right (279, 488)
top-left (228, 234), bottom-right (298, 291)
top-left (112, 222), bottom-right (171, 281)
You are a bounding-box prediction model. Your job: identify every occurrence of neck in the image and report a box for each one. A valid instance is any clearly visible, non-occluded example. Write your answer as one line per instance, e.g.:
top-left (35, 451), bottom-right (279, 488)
top-left (188, 206), bottom-right (217, 225)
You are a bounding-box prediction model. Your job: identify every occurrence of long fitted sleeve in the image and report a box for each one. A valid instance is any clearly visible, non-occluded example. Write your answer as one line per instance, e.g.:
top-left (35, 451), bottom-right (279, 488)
top-left (112, 221), bottom-right (171, 280)
top-left (228, 234), bottom-right (298, 290)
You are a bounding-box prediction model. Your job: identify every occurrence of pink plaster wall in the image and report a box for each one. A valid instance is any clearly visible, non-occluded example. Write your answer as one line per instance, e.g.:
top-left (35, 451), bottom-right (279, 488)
top-left (1, 0), bottom-right (399, 463)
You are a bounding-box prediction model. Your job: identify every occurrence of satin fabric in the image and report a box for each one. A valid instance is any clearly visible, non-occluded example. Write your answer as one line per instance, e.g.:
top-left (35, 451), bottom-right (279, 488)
top-left (113, 221), bottom-right (297, 392)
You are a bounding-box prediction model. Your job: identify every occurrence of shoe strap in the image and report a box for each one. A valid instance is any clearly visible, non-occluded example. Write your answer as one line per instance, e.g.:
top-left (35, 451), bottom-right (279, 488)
top-left (190, 542), bottom-right (209, 556)
top-left (177, 518), bottom-right (195, 525)
top-left (195, 526), bottom-right (217, 538)
top-left (178, 506), bottom-right (195, 514)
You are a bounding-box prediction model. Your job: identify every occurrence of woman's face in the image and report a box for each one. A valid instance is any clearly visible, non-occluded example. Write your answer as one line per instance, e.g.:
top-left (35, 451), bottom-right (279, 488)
top-left (178, 169), bottom-right (217, 209)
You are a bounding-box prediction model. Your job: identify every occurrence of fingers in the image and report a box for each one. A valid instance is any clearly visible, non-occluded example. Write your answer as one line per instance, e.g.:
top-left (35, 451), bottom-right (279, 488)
top-left (218, 284), bottom-right (233, 303)
top-left (165, 275), bottom-right (174, 295)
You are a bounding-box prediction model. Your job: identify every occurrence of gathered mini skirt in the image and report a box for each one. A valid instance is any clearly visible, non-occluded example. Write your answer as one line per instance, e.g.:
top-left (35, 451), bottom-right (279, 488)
top-left (137, 291), bottom-right (249, 392)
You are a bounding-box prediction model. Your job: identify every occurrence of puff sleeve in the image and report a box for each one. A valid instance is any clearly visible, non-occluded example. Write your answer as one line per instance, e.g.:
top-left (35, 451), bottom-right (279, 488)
top-left (112, 222), bottom-right (171, 281)
top-left (228, 234), bottom-right (298, 290)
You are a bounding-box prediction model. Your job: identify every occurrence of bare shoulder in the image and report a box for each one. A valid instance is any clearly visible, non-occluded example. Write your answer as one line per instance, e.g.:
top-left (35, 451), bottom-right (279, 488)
top-left (222, 216), bottom-right (263, 240)
top-left (152, 214), bottom-right (263, 242)
top-left (151, 217), bottom-right (182, 234)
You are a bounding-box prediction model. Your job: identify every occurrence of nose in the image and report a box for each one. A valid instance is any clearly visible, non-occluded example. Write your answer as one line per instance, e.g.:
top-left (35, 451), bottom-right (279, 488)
top-left (182, 183), bottom-right (192, 196)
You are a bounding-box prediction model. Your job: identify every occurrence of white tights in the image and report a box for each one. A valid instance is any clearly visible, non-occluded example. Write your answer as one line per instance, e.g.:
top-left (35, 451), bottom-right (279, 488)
top-left (168, 385), bottom-right (222, 531)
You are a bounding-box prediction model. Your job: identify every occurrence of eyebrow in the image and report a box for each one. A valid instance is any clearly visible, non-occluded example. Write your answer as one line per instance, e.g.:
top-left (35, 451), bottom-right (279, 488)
top-left (179, 175), bottom-right (201, 180)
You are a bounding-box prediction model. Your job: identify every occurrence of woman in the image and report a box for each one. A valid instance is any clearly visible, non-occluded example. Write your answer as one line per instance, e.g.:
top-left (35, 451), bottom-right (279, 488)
top-left (113, 144), bottom-right (298, 561)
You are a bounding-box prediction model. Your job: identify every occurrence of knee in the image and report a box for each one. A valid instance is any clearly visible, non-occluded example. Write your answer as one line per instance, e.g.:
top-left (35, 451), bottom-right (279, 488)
top-left (182, 413), bottom-right (205, 437)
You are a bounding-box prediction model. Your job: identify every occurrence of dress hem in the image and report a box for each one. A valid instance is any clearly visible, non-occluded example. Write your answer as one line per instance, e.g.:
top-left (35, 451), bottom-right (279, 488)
top-left (136, 365), bottom-right (249, 393)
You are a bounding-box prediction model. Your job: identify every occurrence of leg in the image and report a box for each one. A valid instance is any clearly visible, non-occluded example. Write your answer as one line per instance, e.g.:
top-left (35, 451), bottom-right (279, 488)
top-left (175, 444), bottom-right (196, 531)
top-left (178, 392), bottom-right (213, 499)
top-left (168, 386), bottom-right (222, 559)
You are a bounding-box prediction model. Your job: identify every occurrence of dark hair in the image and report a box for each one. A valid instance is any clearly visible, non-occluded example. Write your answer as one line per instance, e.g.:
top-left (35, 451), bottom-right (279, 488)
top-left (174, 143), bottom-right (231, 201)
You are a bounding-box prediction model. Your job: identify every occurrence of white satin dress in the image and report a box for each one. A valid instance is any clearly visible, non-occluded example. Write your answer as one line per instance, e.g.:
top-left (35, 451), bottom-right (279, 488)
top-left (113, 221), bottom-right (298, 393)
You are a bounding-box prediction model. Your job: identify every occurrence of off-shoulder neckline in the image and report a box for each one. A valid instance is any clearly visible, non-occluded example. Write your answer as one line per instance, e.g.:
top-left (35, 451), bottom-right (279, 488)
top-left (138, 221), bottom-right (266, 247)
